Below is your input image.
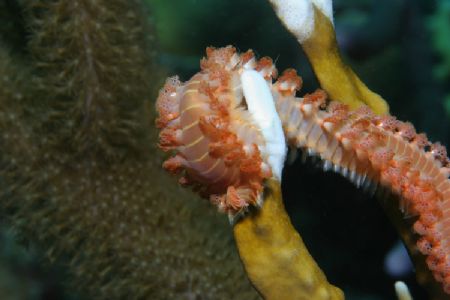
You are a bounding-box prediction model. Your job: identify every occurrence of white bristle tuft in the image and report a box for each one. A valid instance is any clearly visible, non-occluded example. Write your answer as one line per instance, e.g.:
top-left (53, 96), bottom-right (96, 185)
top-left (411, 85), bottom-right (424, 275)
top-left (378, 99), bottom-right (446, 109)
top-left (307, 148), bottom-right (316, 156)
top-left (279, 81), bottom-right (290, 91)
top-left (341, 138), bottom-right (352, 150)
top-left (323, 160), bottom-right (332, 171)
top-left (228, 53), bottom-right (240, 70)
top-left (302, 104), bottom-right (313, 116)
top-left (359, 174), bottom-right (367, 188)
top-left (322, 121), bottom-right (334, 132)
top-left (243, 58), bottom-right (257, 69)
top-left (256, 194), bottom-right (264, 208)
top-left (356, 175), bottom-right (362, 187)
top-left (341, 167), bottom-right (348, 177)
top-left (349, 170), bottom-right (356, 183)
top-left (333, 164), bottom-right (341, 173)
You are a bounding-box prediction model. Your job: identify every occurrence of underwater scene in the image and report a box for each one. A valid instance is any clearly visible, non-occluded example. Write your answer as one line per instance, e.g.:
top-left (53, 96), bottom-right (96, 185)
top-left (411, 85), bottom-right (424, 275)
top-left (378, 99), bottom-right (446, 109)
top-left (1, 0), bottom-right (450, 299)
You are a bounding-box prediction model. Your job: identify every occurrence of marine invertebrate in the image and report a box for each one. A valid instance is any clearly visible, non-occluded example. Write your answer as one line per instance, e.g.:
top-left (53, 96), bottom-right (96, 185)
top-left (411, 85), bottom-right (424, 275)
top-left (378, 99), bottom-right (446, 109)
top-left (155, 0), bottom-right (450, 298)
top-left (1, 0), bottom-right (447, 298)
top-left (157, 45), bottom-right (344, 299)
top-left (157, 45), bottom-right (450, 297)
top-left (269, 0), bottom-right (449, 297)
top-left (273, 69), bottom-right (450, 294)
top-left (156, 46), bottom-right (285, 217)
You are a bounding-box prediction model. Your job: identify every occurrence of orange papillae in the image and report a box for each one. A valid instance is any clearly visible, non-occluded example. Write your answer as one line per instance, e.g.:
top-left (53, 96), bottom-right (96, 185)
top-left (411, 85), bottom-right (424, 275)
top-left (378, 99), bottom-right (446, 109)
top-left (157, 46), bottom-right (450, 293)
top-left (255, 56), bottom-right (278, 80)
top-left (303, 89), bottom-right (327, 107)
top-left (272, 68), bottom-right (450, 294)
top-left (156, 46), bottom-right (271, 215)
top-left (276, 68), bottom-right (302, 96)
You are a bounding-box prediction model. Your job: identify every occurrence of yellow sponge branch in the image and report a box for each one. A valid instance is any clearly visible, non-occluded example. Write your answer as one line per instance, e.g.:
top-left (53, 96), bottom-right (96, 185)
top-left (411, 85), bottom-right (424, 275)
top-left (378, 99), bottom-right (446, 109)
top-left (233, 179), bottom-right (344, 300)
top-left (301, 7), bottom-right (389, 115)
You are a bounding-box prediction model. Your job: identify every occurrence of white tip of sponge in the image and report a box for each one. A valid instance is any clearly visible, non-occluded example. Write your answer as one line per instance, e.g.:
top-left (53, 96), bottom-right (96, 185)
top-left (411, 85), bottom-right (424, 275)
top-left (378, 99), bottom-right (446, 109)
top-left (268, 0), bottom-right (334, 42)
top-left (312, 0), bottom-right (334, 25)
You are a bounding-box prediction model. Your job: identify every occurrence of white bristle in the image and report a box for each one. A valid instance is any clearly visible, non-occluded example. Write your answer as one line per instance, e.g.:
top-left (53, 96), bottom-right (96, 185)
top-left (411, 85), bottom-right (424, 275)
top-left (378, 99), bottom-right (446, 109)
top-left (279, 81), bottom-right (289, 91)
top-left (243, 58), bottom-right (257, 69)
top-left (341, 167), bottom-right (348, 177)
top-left (322, 121), bottom-right (334, 132)
top-left (349, 170), bottom-right (356, 183)
top-left (341, 138), bottom-right (352, 150)
top-left (359, 174), bottom-right (367, 188)
top-left (256, 194), bottom-right (264, 208)
top-left (302, 103), bottom-right (313, 116)
top-left (307, 148), bottom-right (316, 156)
top-left (228, 53), bottom-right (240, 70)
top-left (333, 164), bottom-right (341, 173)
top-left (323, 160), bottom-right (332, 171)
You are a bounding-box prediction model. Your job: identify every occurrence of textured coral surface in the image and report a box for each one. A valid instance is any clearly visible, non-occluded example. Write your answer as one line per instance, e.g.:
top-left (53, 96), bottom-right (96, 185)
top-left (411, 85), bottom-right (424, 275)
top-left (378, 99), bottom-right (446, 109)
top-left (0, 1), bottom-right (257, 299)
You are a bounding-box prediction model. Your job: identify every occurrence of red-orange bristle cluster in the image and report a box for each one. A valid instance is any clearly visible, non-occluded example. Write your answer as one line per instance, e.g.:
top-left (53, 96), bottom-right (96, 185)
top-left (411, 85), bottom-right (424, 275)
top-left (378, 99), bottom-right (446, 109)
top-left (156, 46), bottom-right (450, 293)
top-left (155, 77), bottom-right (181, 129)
top-left (256, 56), bottom-right (278, 79)
top-left (241, 50), bottom-right (255, 64)
top-left (272, 68), bottom-right (450, 293)
top-left (156, 46), bottom-right (271, 216)
top-left (303, 89), bottom-right (327, 107)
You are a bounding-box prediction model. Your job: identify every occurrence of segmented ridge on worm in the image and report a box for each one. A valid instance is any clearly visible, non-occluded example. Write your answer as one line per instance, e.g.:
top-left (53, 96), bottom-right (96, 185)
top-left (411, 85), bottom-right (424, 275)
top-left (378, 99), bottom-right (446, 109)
top-left (156, 46), bottom-right (274, 217)
top-left (272, 68), bottom-right (450, 294)
top-left (156, 46), bottom-right (450, 293)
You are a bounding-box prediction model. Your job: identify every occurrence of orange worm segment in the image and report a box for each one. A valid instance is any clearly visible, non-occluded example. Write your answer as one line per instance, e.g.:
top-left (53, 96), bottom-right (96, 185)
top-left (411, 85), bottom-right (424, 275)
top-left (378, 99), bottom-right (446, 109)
top-left (156, 46), bottom-right (450, 295)
top-left (156, 46), bottom-right (285, 220)
top-left (272, 68), bottom-right (450, 294)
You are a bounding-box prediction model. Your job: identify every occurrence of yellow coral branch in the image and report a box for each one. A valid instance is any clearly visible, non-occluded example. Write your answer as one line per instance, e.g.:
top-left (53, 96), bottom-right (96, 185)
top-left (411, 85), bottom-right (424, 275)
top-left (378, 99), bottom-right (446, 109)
top-left (302, 6), bottom-right (389, 115)
top-left (268, 0), bottom-right (389, 115)
top-left (233, 179), bottom-right (344, 300)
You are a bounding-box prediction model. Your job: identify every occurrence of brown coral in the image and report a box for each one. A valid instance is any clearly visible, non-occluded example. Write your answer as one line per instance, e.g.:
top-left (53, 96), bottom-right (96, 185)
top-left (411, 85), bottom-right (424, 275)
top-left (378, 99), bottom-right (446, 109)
top-left (0, 1), bottom-right (257, 299)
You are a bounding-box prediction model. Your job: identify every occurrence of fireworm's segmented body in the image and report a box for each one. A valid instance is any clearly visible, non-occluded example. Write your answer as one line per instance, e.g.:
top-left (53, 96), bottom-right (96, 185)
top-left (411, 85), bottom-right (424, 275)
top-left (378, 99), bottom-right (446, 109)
top-left (156, 46), bottom-right (450, 293)
top-left (272, 69), bottom-right (450, 294)
top-left (156, 46), bottom-right (285, 220)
